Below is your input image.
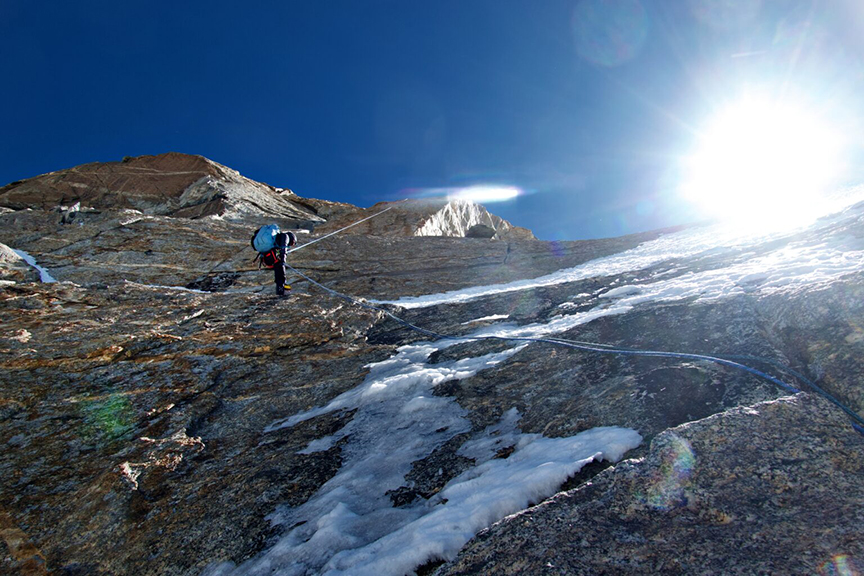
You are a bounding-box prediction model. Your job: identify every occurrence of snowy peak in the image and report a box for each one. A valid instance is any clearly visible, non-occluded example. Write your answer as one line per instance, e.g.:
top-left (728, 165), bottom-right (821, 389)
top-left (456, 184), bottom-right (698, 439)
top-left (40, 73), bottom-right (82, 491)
top-left (313, 197), bottom-right (535, 240)
top-left (415, 198), bottom-right (535, 240)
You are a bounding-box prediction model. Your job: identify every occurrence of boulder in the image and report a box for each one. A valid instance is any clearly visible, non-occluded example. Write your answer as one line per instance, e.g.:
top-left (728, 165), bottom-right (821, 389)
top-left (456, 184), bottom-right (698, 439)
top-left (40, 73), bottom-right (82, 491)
top-left (439, 394), bottom-right (864, 575)
top-left (465, 224), bottom-right (497, 239)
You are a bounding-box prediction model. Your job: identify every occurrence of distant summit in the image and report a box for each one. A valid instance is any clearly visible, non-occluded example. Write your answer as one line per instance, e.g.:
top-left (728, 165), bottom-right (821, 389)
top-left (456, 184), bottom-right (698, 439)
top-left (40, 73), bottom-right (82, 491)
top-left (314, 197), bottom-right (535, 241)
top-left (0, 152), bottom-right (534, 240)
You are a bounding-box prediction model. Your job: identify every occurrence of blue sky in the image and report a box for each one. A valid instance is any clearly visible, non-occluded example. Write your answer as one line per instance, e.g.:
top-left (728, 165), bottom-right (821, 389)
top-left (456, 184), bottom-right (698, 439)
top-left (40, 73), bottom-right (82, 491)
top-left (3, 1), bottom-right (863, 239)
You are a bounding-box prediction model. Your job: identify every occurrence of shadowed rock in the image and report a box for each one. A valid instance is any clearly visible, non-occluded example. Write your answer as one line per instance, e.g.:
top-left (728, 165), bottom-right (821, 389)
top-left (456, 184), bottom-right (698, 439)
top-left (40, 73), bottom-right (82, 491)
top-left (465, 224), bottom-right (497, 239)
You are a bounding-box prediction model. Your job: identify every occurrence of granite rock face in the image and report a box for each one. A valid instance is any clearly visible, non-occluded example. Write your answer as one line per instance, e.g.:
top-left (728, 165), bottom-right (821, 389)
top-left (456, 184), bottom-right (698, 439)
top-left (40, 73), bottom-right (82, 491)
top-left (1, 155), bottom-right (863, 576)
top-left (438, 394), bottom-right (864, 575)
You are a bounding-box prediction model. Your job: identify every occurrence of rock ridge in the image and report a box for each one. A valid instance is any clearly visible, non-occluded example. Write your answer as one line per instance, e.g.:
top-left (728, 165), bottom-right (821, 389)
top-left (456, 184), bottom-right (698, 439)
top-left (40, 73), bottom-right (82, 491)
top-left (438, 394), bottom-right (864, 575)
top-left (0, 153), bottom-right (533, 240)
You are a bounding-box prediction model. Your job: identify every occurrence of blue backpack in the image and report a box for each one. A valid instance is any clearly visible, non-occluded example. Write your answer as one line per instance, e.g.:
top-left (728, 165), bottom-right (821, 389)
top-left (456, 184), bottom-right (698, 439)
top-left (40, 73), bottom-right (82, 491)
top-left (251, 226), bottom-right (297, 269)
top-left (251, 224), bottom-right (280, 253)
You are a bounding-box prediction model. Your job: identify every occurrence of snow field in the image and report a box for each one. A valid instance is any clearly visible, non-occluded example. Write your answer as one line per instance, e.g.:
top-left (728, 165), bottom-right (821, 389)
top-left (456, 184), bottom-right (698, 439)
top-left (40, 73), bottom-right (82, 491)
top-left (599, 233), bottom-right (864, 307)
top-left (376, 223), bottom-right (779, 309)
top-left (385, 201), bottom-right (864, 312)
top-left (209, 305), bottom-right (644, 576)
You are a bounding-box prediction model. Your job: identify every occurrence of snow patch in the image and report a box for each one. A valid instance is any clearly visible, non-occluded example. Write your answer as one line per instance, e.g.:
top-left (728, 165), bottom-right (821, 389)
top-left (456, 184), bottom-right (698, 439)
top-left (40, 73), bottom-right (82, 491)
top-left (321, 426), bottom-right (641, 576)
top-left (129, 282), bottom-right (210, 294)
top-left (461, 314), bottom-right (510, 325)
top-left (601, 285), bottom-right (643, 299)
top-left (11, 249), bottom-right (57, 283)
top-left (213, 302), bottom-right (641, 576)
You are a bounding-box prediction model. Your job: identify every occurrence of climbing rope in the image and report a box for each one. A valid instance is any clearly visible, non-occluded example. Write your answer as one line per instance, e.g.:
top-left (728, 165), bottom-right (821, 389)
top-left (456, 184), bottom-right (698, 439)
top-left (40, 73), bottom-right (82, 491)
top-left (201, 206), bottom-right (395, 279)
top-left (286, 206), bottom-right (394, 255)
top-left (284, 262), bottom-right (864, 436)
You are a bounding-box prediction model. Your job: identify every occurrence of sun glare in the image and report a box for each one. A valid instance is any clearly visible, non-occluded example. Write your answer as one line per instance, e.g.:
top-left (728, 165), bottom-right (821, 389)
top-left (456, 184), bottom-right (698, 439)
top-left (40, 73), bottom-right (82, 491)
top-left (681, 96), bottom-right (845, 231)
top-left (449, 185), bottom-right (521, 203)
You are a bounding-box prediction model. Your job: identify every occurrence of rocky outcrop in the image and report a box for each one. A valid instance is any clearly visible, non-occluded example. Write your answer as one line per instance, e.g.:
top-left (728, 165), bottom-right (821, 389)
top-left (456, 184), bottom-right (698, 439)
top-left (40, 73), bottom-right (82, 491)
top-left (1, 154), bottom-right (533, 240)
top-left (439, 393), bottom-right (864, 575)
top-left (1, 154), bottom-right (863, 576)
top-left (465, 224), bottom-right (497, 239)
top-left (0, 197), bottom-right (673, 293)
top-left (0, 152), bottom-right (323, 224)
top-left (0, 243), bottom-right (39, 283)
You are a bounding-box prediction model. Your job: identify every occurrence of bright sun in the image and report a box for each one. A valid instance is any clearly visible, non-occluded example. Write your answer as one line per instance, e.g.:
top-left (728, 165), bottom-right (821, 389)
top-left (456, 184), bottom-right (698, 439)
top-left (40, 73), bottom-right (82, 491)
top-left (681, 96), bottom-right (845, 230)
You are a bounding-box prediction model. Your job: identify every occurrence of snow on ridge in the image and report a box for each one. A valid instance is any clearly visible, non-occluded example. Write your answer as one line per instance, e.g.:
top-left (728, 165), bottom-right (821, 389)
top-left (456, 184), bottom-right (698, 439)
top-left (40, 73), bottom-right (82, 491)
top-left (11, 249), bottom-right (57, 283)
top-left (136, 283), bottom-right (210, 295)
top-left (377, 223), bottom-right (750, 308)
top-left (415, 198), bottom-right (500, 237)
top-left (380, 197), bottom-right (864, 310)
top-left (592, 220), bottom-right (864, 309)
top-left (461, 314), bottom-right (510, 325)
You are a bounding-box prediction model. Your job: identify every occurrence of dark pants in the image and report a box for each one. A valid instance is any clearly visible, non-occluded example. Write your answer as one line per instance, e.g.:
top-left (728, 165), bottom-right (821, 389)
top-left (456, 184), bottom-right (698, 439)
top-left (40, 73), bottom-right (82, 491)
top-left (274, 233), bottom-right (288, 292)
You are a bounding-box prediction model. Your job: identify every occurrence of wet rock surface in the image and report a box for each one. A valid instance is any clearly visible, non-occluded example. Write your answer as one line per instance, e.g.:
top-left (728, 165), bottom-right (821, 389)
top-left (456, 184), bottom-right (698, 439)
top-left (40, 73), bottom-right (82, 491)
top-left (1, 155), bottom-right (863, 575)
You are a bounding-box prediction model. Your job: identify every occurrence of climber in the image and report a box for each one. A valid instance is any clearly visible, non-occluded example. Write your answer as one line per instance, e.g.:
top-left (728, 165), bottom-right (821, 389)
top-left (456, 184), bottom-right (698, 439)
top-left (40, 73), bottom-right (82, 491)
top-left (251, 225), bottom-right (297, 296)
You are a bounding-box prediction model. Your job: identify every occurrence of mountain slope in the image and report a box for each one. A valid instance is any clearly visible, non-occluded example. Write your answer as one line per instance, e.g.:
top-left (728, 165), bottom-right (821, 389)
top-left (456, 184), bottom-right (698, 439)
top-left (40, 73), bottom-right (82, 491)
top-left (0, 153), bottom-right (532, 240)
top-left (0, 152), bottom-right (322, 222)
top-left (1, 157), bottom-right (863, 576)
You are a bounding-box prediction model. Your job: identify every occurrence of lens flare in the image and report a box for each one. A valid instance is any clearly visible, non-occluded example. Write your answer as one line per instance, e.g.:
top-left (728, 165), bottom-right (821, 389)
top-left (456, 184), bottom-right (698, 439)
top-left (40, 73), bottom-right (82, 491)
top-left (549, 241), bottom-right (566, 259)
top-left (688, 0), bottom-right (762, 31)
top-left (819, 554), bottom-right (862, 576)
top-left (404, 185), bottom-right (522, 204)
top-left (636, 433), bottom-right (696, 510)
top-left (449, 185), bottom-right (521, 203)
top-left (83, 394), bottom-right (134, 440)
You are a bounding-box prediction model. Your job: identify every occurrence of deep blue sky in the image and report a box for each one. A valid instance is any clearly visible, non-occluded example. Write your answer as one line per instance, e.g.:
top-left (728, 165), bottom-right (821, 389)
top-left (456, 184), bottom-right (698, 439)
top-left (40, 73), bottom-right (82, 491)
top-left (3, 0), bottom-right (863, 239)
